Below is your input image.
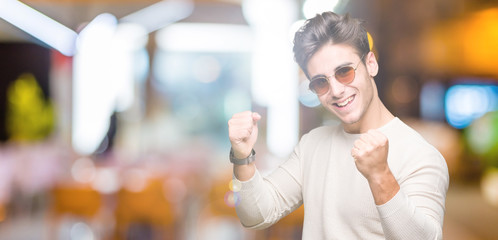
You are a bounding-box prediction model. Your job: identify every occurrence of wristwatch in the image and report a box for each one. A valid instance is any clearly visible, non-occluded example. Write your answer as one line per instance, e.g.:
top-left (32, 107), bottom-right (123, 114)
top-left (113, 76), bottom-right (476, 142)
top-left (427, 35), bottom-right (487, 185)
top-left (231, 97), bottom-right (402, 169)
top-left (229, 148), bottom-right (256, 165)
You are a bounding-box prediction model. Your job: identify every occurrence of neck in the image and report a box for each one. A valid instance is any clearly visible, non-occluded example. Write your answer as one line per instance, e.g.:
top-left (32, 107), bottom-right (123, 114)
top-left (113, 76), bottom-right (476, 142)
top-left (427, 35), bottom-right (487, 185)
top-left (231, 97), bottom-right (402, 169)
top-left (343, 97), bottom-right (394, 134)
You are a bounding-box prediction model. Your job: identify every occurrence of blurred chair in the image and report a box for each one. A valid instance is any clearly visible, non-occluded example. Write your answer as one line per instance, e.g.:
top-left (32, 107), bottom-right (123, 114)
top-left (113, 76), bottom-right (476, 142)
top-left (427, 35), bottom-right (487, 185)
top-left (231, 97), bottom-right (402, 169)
top-left (49, 183), bottom-right (103, 239)
top-left (51, 185), bottom-right (102, 217)
top-left (113, 177), bottom-right (176, 240)
top-left (206, 178), bottom-right (238, 218)
top-left (196, 171), bottom-right (249, 240)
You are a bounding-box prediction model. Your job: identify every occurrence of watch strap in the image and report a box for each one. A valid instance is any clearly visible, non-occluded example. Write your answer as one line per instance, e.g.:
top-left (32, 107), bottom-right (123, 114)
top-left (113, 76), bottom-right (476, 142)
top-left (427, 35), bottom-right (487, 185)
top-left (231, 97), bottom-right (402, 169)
top-left (229, 148), bottom-right (256, 165)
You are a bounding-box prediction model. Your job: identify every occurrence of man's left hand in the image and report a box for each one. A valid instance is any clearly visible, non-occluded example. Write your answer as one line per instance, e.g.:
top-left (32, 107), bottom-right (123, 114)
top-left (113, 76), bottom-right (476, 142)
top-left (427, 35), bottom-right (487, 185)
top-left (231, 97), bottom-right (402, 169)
top-left (351, 129), bottom-right (390, 182)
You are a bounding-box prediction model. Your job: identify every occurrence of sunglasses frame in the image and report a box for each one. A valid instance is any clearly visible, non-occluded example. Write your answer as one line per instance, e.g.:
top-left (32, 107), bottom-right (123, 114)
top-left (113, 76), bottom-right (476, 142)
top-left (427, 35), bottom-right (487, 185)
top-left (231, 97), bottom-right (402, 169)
top-left (309, 54), bottom-right (365, 96)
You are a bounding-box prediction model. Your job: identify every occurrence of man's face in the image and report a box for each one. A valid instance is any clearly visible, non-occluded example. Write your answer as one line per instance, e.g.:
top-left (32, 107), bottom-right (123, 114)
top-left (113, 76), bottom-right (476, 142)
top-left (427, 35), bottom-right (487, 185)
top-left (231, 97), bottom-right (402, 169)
top-left (306, 44), bottom-right (376, 128)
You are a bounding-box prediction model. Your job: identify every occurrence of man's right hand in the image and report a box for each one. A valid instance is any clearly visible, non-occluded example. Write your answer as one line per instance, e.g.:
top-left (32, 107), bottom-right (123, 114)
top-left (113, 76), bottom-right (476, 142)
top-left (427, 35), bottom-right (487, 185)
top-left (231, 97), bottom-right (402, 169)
top-left (228, 111), bottom-right (261, 159)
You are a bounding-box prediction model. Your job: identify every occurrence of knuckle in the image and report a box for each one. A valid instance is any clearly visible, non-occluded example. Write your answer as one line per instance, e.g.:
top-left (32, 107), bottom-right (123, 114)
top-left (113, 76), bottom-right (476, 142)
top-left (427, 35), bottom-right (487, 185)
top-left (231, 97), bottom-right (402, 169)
top-left (232, 111), bottom-right (249, 118)
top-left (379, 138), bottom-right (388, 146)
top-left (240, 111), bottom-right (252, 117)
top-left (364, 146), bottom-right (373, 153)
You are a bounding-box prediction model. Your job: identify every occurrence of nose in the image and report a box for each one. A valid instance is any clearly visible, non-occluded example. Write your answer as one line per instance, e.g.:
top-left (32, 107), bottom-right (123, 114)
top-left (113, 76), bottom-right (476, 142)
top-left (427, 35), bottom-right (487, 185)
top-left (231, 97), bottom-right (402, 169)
top-left (328, 77), bottom-right (345, 98)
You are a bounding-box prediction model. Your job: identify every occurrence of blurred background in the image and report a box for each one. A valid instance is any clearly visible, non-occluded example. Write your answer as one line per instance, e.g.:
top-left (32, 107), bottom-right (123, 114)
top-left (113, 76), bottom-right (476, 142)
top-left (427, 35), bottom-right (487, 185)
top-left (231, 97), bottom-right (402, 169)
top-left (0, 0), bottom-right (497, 239)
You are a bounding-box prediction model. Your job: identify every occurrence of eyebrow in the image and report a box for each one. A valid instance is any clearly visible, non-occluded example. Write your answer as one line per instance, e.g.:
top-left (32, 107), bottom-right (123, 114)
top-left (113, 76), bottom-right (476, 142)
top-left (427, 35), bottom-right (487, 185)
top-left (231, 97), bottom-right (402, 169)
top-left (310, 61), bottom-right (354, 80)
top-left (334, 61), bottom-right (354, 72)
top-left (310, 74), bottom-right (327, 80)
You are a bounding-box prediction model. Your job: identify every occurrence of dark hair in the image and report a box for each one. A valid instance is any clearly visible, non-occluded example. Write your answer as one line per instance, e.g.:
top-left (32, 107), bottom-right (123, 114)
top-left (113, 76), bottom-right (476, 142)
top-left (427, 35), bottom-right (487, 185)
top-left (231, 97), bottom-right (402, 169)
top-left (293, 12), bottom-right (370, 78)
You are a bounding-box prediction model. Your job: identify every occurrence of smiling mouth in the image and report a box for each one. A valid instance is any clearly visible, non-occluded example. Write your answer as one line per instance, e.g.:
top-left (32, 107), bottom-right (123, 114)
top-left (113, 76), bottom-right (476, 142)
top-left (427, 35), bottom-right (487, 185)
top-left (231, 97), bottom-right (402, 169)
top-left (333, 95), bottom-right (355, 108)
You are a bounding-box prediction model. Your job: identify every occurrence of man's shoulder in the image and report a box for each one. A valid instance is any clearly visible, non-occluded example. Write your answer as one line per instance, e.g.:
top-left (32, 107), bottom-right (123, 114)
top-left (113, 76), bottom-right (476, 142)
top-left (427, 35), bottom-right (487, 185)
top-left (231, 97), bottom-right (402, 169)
top-left (387, 119), bottom-right (449, 181)
top-left (388, 118), bottom-right (443, 157)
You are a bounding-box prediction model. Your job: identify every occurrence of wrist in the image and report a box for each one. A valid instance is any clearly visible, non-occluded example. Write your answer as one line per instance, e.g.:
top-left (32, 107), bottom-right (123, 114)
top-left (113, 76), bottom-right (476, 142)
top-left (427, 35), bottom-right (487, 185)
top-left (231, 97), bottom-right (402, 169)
top-left (233, 163), bottom-right (256, 181)
top-left (367, 169), bottom-right (400, 205)
top-left (230, 148), bottom-right (256, 165)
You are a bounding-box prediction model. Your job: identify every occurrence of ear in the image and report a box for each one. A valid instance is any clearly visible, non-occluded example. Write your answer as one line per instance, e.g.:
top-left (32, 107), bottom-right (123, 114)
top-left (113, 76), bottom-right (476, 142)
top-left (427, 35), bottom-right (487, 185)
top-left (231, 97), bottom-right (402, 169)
top-left (365, 51), bottom-right (378, 77)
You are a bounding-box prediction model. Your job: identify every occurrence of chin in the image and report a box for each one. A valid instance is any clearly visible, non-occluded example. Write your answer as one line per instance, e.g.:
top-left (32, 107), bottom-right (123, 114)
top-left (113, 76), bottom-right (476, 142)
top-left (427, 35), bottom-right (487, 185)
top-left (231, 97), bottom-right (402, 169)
top-left (341, 117), bottom-right (361, 125)
top-left (335, 112), bottom-right (362, 126)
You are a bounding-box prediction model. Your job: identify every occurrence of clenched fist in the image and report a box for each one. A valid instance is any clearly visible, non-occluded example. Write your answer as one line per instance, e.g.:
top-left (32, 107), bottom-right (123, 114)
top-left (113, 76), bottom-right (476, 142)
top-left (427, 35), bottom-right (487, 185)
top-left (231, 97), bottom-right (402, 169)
top-left (228, 111), bottom-right (261, 159)
top-left (351, 129), bottom-right (390, 181)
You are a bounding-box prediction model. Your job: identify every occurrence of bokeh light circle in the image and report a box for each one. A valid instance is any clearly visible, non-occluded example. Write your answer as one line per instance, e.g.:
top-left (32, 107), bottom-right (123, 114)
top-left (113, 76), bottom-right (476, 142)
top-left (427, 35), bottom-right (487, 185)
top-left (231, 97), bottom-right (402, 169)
top-left (298, 80), bottom-right (321, 107)
top-left (229, 179), bottom-right (242, 192)
top-left (224, 191), bottom-right (240, 207)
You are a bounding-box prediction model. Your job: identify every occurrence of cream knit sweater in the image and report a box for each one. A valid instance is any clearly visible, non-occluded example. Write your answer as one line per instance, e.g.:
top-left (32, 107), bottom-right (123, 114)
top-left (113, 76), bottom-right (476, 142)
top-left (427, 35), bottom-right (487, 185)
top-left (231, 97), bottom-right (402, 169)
top-left (235, 118), bottom-right (449, 239)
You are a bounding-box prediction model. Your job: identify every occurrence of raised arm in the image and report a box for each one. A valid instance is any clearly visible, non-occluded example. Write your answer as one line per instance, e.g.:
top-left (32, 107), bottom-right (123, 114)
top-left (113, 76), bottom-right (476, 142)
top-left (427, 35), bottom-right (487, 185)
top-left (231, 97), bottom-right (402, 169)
top-left (228, 111), bottom-right (303, 229)
top-left (228, 111), bottom-right (261, 181)
top-left (352, 129), bottom-right (448, 239)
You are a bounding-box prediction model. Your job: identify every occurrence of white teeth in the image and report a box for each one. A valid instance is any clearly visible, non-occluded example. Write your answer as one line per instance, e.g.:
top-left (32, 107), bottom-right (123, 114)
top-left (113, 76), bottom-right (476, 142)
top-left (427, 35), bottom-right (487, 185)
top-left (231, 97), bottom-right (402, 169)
top-left (336, 96), bottom-right (354, 107)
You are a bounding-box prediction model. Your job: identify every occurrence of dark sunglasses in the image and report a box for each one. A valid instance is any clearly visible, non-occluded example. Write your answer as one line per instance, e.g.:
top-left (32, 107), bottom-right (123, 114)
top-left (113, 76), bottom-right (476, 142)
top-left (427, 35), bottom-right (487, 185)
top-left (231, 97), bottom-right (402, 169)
top-left (309, 55), bottom-right (365, 96)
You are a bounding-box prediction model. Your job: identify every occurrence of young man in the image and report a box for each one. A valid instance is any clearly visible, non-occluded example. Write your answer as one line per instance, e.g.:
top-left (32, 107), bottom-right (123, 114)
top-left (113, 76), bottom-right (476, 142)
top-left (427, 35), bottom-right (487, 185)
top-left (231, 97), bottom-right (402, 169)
top-left (228, 12), bottom-right (449, 239)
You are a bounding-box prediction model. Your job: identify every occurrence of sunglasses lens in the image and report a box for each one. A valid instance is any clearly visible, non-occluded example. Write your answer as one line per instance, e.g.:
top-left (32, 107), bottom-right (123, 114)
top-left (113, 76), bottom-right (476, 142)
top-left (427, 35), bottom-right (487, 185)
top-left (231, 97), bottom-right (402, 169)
top-left (309, 77), bottom-right (329, 95)
top-left (335, 66), bottom-right (355, 84)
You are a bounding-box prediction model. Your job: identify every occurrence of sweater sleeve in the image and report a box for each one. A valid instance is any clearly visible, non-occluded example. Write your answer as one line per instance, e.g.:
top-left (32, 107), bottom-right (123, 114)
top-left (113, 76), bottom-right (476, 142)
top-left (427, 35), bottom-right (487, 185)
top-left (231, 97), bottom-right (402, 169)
top-left (376, 150), bottom-right (449, 240)
top-left (234, 143), bottom-right (304, 229)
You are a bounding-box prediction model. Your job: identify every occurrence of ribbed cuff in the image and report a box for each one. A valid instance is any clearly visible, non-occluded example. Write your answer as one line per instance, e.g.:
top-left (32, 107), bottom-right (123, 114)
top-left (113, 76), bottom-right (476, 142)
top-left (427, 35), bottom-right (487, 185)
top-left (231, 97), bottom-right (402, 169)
top-left (376, 190), bottom-right (407, 219)
top-left (234, 169), bottom-right (263, 192)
